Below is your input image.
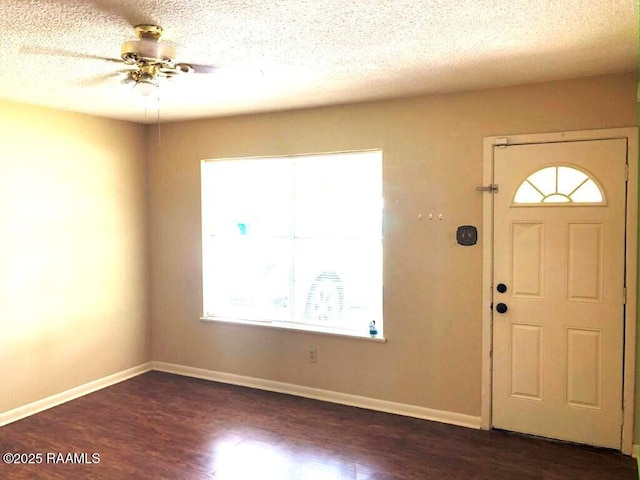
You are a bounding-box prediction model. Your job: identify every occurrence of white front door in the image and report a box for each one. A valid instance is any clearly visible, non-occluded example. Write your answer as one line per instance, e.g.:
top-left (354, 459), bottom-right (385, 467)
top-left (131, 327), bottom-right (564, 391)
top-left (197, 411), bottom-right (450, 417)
top-left (491, 138), bottom-right (627, 449)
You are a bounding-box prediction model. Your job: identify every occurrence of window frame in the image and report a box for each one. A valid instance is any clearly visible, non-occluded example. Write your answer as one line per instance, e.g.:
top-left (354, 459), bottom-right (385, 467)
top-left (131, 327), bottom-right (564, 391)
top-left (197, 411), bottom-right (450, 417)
top-left (200, 150), bottom-right (385, 341)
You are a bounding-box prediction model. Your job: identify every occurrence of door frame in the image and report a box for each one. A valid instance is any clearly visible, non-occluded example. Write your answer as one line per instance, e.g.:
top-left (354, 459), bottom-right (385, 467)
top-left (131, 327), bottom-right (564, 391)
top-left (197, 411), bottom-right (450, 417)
top-left (480, 127), bottom-right (638, 454)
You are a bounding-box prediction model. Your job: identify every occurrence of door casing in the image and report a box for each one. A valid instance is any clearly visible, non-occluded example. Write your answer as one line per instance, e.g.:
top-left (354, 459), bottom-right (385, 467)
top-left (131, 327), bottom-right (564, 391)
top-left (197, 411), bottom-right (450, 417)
top-left (481, 127), bottom-right (638, 454)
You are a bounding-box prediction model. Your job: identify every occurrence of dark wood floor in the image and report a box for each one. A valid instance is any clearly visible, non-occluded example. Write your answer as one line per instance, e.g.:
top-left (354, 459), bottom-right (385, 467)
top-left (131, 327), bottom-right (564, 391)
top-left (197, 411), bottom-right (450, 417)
top-left (0, 371), bottom-right (636, 479)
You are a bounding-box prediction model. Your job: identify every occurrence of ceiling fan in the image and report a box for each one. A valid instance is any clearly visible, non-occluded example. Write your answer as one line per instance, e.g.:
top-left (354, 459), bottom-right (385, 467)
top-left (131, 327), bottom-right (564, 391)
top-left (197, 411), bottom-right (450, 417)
top-left (117, 24), bottom-right (217, 96)
top-left (21, 22), bottom-right (219, 97)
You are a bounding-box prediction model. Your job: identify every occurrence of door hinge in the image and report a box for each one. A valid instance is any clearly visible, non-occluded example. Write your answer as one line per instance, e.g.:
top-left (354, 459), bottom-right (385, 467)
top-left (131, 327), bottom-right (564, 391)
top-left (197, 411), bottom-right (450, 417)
top-left (625, 163), bottom-right (629, 181)
top-left (476, 184), bottom-right (499, 193)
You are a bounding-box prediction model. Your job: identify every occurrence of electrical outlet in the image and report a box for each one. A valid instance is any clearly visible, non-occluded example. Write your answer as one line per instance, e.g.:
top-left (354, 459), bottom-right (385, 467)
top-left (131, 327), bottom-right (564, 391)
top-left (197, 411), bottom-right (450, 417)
top-left (308, 347), bottom-right (317, 363)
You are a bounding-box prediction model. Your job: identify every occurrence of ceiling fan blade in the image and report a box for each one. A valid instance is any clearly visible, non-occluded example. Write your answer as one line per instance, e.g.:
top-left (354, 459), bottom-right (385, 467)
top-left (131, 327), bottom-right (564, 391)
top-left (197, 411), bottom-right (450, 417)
top-left (75, 67), bottom-right (138, 87)
top-left (20, 45), bottom-right (122, 63)
top-left (192, 64), bottom-right (221, 75)
top-left (75, 72), bottom-right (120, 87)
top-left (88, 0), bottom-right (152, 28)
top-left (176, 63), bottom-right (221, 75)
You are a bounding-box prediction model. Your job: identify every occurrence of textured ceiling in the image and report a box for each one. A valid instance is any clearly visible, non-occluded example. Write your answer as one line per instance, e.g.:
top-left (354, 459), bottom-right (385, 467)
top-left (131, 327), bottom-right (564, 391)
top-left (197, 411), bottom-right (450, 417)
top-left (0, 0), bottom-right (637, 124)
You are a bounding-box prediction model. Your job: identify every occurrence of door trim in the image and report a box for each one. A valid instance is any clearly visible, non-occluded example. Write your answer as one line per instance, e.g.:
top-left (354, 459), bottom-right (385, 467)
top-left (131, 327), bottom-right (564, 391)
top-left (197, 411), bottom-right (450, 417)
top-left (480, 127), bottom-right (638, 454)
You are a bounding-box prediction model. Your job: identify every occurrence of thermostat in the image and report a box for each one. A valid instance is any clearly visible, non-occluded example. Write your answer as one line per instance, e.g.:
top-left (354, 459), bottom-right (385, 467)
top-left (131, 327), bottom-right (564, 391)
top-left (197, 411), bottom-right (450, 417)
top-left (456, 225), bottom-right (477, 246)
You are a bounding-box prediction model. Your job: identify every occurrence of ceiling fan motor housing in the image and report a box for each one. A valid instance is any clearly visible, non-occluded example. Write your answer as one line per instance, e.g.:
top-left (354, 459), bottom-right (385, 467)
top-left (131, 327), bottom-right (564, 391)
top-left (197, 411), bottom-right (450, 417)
top-left (121, 40), bottom-right (176, 65)
top-left (119, 24), bottom-right (199, 85)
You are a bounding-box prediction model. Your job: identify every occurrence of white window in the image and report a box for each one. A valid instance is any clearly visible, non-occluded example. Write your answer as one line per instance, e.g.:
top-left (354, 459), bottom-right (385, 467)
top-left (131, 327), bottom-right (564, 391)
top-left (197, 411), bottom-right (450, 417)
top-left (201, 150), bottom-right (383, 337)
top-left (513, 165), bottom-right (605, 205)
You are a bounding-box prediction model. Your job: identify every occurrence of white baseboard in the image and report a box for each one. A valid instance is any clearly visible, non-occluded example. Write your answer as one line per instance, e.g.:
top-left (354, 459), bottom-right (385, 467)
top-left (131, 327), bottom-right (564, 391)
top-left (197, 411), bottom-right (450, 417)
top-left (0, 362), bottom-right (153, 427)
top-left (152, 361), bottom-right (482, 429)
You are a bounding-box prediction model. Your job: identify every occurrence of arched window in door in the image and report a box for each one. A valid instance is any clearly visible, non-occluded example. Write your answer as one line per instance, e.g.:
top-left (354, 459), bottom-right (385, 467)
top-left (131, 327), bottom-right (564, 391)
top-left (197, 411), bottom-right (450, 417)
top-left (513, 165), bottom-right (605, 205)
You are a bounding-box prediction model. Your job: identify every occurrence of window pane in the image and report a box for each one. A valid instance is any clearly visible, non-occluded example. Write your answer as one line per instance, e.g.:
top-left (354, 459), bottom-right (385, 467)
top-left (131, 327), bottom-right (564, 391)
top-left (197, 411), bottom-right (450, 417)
top-left (294, 238), bottom-right (382, 333)
top-left (203, 159), bottom-right (293, 238)
top-left (570, 179), bottom-right (603, 203)
top-left (294, 152), bottom-right (382, 239)
top-left (542, 193), bottom-right (570, 203)
top-left (204, 237), bottom-right (293, 321)
top-left (557, 166), bottom-right (588, 195)
top-left (527, 167), bottom-right (556, 196)
top-left (514, 181), bottom-right (544, 203)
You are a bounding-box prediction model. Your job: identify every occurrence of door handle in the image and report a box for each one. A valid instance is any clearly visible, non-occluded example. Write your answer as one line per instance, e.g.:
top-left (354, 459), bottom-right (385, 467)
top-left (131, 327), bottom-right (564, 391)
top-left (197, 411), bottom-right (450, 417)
top-left (496, 303), bottom-right (508, 314)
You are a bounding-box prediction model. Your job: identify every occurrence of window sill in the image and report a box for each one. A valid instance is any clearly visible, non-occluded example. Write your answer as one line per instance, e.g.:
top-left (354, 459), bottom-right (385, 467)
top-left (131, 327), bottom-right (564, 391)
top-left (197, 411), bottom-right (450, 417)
top-left (199, 316), bottom-right (386, 343)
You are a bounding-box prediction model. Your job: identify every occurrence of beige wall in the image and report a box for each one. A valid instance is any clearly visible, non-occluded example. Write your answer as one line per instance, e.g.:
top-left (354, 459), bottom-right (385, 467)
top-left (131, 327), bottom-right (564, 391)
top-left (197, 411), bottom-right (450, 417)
top-left (0, 100), bottom-right (150, 412)
top-left (149, 72), bottom-right (637, 417)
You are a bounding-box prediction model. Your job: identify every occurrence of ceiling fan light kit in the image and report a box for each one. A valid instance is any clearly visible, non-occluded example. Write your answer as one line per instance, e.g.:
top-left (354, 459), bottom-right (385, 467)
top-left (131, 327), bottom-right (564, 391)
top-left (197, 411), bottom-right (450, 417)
top-left (131, 73), bottom-right (158, 97)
